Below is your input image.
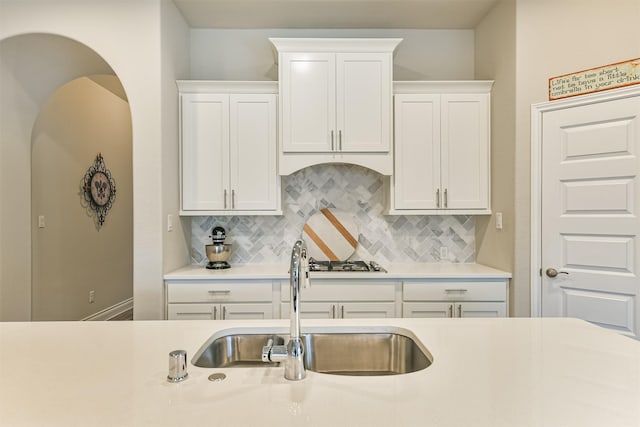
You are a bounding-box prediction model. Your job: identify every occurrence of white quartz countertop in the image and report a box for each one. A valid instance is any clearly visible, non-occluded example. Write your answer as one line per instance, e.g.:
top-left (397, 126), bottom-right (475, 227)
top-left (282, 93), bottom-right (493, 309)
top-left (164, 262), bottom-right (511, 281)
top-left (1, 318), bottom-right (638, 426)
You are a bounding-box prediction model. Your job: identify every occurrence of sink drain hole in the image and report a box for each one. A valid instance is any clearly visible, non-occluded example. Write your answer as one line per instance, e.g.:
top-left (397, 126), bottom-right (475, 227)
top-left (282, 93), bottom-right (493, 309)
top-left (208, 373), bottom-right (226, 382)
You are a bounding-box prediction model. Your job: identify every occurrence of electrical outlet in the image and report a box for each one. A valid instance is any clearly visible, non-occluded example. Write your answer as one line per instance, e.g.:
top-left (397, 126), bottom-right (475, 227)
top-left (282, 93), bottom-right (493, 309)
top-left (496, 212), bottom-right (503, 230)
top-left (89, 290), bottom-right (95, 304)
top-left (440, 247), bottom-right (448, 260)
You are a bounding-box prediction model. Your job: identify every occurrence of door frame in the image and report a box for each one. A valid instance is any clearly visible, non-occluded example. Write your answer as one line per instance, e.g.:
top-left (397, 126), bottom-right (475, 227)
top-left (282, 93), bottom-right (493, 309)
top-left (530, 85), bottom-right (640, 317)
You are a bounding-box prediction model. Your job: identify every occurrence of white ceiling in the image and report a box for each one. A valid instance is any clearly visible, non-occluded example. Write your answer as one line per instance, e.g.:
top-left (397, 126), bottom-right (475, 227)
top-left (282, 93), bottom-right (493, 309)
top-left (172, 0), bottom-right (500, 29)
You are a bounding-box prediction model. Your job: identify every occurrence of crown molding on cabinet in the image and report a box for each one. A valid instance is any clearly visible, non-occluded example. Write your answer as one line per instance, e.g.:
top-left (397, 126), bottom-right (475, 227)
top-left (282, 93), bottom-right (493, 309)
top-left (394, 80), bottom-right (494, 94)
top-left (176, 80), bottom-right (278, 94)
top-left (269, 37), bottom-right (402, 63)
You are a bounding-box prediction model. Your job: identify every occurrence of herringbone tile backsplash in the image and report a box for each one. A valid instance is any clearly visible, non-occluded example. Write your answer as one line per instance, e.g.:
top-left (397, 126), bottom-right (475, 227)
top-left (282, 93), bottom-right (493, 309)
top-left (191, 164), bottom-right (475, 265)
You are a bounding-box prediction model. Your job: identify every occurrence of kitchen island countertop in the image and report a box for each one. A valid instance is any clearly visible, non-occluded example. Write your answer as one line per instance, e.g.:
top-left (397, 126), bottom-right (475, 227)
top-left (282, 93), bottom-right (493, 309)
top-left (1, 317), bottom-right (638, 426)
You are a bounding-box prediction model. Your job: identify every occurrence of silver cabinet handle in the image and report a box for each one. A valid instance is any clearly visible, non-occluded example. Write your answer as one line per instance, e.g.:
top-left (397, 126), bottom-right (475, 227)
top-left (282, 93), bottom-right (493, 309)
top-left (222, 306), bottom-right (227, 320)
top-left (341, 304), bottom-right (345, 319)
top-left (445, 289), bottom-right (468, 294)
top-left (331, 130), bottom-right (335, 151)
top-left (457, 304), bottom-right (462, 318)
top-left (338, 130), bottom-right (342, 151)
top-left (223, 189), bottom-right (227, 209)
top-left (331, 304), bottom-right (336, 319)
top-left (213, 306), bottom-right (218, 320)
top-left (231, 190), bottom-right (235, 209)
top-left (436, 189), bottom-right (440, 208)
top-left (208, 290), bottom-right (231, 295)
top-left (176, 312), bottom-right (210, 316)
top-left (448, 304), bottom-right (453, 318)
top-left (444, 188), bottom-right (448, 208)
top-left (546, 268), bottom-right (569, 278)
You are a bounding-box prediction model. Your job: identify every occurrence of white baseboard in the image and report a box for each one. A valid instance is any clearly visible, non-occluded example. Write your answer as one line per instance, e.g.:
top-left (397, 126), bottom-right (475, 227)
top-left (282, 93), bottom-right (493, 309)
top-left (82, 298), bottom-right (133, 321)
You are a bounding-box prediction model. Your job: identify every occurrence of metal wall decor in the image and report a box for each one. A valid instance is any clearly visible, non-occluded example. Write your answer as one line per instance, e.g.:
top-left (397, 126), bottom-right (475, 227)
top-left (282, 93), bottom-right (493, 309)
top-left (82, 153), bottom-right (116, 228)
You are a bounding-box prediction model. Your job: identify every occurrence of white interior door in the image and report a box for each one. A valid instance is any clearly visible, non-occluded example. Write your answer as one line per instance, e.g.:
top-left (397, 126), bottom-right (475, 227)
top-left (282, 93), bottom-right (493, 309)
top-left (541, 93), bottom-right (640, 337)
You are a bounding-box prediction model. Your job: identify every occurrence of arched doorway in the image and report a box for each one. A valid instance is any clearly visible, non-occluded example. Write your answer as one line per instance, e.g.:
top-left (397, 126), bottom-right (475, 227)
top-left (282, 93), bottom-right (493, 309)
top-left (0, 34), bottom-right (133, 321)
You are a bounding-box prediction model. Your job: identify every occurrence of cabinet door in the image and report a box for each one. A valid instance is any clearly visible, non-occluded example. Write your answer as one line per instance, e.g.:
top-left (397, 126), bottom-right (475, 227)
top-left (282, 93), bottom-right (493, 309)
top-left (281, 302), bottom-right (335, 319)
top-left (341, 302), bottom-right (396, 319)
top-left (393, 94), bottom-right (441, 209)
top-left (280, 52), bottom-right (335, 152)
top-left (229, 94), bottom-right (278, 210)
top-left (457, 302), bottom-right (506, 318)
top-left (441, 93), bottom-right (490, 210)
top-left (168, 303), bottom-right (215, 320)
top-left (336, 52), bottom-right (391, 152)
top-left (222, 303), bottom-right (274, 320)
top-left (403, 302), bottom-right (454, 318)
top-left (181, 93), bottom-right (230, 211)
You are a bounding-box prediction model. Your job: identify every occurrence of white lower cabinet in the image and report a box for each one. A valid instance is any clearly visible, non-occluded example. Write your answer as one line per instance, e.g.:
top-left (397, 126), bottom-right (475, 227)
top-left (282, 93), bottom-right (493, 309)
top-left (168, 303), bottom-right (273, 320)
top-left (164, 272), bottom-right (510, 320)
top-left (165, 281), bottom-right (275, 320)
top-left (403, 301), bottom-right (506, 318)
top-left (281, 301), bottom-right (396, 319)
top-left (402, 280), bottom-right (508, 318)
top-left (280, 279), bottom-right (400, 319)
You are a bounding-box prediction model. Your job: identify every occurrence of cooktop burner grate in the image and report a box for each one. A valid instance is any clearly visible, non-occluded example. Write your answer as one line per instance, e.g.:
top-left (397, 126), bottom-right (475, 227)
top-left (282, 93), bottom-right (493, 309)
top-left (308, 258), bottom-right (384, 272)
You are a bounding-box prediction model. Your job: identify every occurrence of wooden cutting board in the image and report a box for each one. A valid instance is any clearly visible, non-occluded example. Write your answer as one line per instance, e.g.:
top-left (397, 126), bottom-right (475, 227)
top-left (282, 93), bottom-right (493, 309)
top-left (301, 208), bottom-right (359, 261)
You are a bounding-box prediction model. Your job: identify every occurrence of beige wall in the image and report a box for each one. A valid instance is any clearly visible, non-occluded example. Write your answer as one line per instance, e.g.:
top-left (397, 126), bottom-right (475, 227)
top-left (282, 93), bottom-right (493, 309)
top-left (31, 76), bottom-right (132, 320)
top-left (512, 0), bottom-right (640, 316)
top-left (474, 0), bottom-right (517, 313)
top-left (161, 0), bottom-right (192, 276)
top-left (0, 0), bottom-right (190, 320)
top-left (190, 28), bottom-right (476, 80)
top-left (0, 34), bottom-right (115, 321)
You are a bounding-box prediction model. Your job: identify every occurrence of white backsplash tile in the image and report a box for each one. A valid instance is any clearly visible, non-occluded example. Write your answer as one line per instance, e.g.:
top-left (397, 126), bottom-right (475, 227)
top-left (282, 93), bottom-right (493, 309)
top-left (191, 164), bottom-right (475, 265)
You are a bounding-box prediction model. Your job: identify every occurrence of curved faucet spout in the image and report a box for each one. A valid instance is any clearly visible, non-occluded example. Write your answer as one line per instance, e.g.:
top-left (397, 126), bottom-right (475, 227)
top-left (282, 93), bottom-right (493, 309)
top-left (262, 239), bottom-right (310, 380)
top-left (290, 239), bottom-right (309, 340)
top-left (286, 239), bottom-right (309, 380)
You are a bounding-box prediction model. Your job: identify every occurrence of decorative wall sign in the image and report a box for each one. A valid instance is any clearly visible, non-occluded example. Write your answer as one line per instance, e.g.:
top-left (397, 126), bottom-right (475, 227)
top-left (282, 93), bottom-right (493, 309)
top-left (82, 153), bottom-right (116, 229)
top-left (549, 58), bottom-right (640, 100)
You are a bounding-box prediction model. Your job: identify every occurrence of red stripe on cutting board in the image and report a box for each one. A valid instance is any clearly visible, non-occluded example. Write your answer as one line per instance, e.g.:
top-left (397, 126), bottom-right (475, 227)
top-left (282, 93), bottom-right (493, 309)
top-left (303, 223), bottom-right (338, 261)
top-left (321, 208), bottom-right (358, 248)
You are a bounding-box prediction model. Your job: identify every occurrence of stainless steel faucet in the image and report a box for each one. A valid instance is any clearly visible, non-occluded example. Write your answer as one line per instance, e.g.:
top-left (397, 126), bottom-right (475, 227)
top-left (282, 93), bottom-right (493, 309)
top-left (262, 239), bottom-right (310, 380)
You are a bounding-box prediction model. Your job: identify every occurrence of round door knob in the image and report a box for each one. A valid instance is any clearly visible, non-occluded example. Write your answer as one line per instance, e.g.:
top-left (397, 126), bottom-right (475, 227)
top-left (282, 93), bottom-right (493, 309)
top-left (546, 268), bottom-right (569, 278)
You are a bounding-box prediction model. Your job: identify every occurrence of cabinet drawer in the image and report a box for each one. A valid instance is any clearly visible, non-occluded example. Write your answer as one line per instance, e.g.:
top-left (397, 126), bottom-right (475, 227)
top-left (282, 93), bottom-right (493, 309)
top-left (166, 281), bottom-right (273, 303)
top-left (281, 302), bottom-right (396, 319)
top-left (168, 303), bottom-right (273, 320)
top-left (281, 280), bottom-right (397, 302)
top-left (403, 280), bottom-right (506, 302)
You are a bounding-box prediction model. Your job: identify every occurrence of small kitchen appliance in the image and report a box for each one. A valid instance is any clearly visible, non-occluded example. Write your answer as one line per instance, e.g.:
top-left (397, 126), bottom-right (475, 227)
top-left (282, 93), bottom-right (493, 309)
top-left (205, 226), bottom-right (231, 269)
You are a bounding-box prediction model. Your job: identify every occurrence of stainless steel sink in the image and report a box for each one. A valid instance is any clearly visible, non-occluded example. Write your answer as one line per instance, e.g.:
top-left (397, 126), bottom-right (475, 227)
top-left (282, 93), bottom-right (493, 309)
top-left (192, 326), bottom-right (433, 375)
top-left (192, 332), bottom-right (285, 368)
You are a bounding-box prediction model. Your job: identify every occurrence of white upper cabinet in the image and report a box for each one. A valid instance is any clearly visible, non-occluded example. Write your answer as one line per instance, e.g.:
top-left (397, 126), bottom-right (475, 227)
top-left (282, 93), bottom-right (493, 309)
top-left (271, 38), bottom-right (401, 175)
top-left (389, 81), bottom-right (493, 215)
top-left (178, 81), bottom-right (281, 215)
top-left (280, 51), bottom-right (335, 152)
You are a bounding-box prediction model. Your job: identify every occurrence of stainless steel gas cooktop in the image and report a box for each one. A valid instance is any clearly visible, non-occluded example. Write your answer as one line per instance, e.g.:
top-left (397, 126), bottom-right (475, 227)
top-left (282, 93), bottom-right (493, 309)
top-left (308, 258), bottom-right (386, 273)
